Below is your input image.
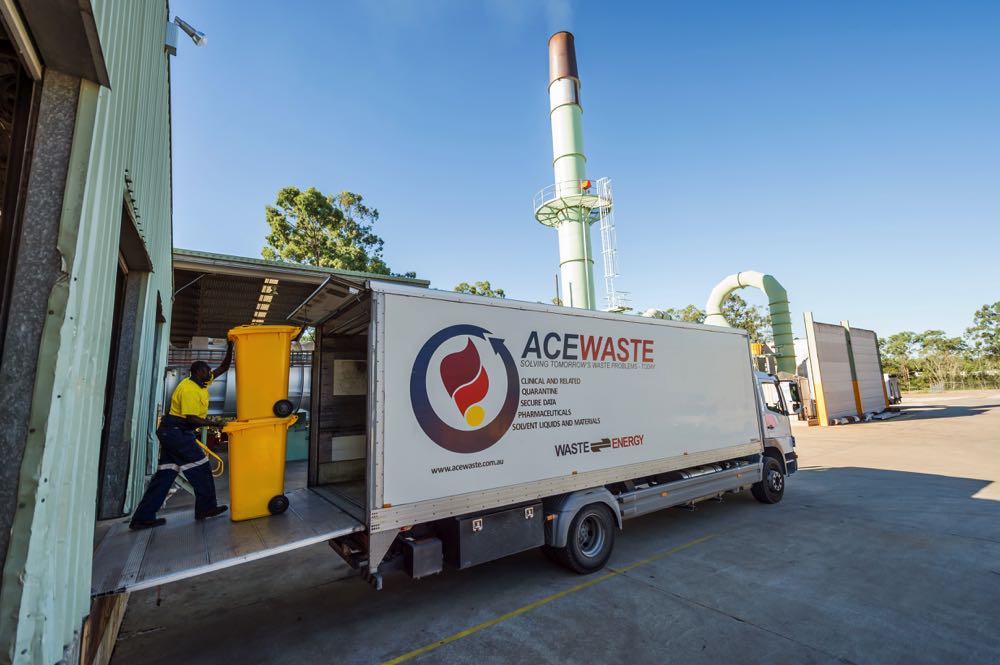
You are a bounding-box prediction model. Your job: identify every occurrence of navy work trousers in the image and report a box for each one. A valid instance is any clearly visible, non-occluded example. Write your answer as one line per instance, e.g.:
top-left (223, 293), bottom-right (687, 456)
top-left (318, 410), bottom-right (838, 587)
top-left (132, 424), bottom-right (218, 521)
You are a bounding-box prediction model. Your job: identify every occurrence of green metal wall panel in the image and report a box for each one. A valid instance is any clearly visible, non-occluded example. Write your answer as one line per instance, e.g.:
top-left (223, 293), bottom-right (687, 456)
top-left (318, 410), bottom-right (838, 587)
top-left (2, 1), bottom-right (174, 661)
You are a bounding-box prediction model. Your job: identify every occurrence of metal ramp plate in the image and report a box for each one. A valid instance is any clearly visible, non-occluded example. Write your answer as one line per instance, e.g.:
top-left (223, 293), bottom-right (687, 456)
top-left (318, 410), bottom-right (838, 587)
top-left (91, 487), bottom-right (363, 596)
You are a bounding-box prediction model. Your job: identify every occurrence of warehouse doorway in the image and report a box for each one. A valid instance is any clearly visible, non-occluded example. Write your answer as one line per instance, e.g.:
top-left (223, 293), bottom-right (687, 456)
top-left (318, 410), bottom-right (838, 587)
top-left (0, 31), bottom-right (38, 360)
top-left (96, 201), bottom-right (153, 519)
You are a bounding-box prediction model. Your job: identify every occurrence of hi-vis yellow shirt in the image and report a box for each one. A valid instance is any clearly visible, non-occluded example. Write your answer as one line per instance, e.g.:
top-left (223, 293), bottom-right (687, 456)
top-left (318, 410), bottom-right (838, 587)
top-left (169, 377), bottom-right (210, 419)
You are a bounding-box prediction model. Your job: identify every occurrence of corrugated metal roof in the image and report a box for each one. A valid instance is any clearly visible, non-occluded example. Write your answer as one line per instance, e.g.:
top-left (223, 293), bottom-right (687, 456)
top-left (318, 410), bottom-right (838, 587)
top-left (174, 248), bottom-right (430, 287)
top-left (170, 250), bottom-right (428, 344)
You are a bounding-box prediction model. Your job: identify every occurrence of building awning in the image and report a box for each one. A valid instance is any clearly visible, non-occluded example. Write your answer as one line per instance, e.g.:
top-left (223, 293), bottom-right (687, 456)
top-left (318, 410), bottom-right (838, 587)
top-left (171, 248), bottom-right (428, 346)
top-left (11, 0), bottom-right (110, 86)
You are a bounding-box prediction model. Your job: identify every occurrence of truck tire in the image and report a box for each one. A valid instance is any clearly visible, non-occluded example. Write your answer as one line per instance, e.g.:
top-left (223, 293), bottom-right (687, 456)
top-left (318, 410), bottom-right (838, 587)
top-left (555, 503), bottom-right (616, 574)
top-left (752, 456), bottom-right (785, 504)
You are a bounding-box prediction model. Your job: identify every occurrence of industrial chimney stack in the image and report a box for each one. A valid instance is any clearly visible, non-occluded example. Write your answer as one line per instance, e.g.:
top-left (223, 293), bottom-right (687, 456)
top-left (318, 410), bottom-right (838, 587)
top-left (533, 32), bottom-right (613, 310)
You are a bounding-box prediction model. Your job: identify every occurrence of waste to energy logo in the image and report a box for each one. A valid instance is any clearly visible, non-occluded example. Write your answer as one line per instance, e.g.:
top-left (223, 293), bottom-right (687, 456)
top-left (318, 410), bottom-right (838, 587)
top-left (411, 325), bottom-right (519, 454)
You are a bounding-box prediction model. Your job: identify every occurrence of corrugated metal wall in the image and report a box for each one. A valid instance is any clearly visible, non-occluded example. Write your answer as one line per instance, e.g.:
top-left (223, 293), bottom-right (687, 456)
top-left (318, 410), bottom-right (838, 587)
top-left (5, 1), bottom-right (173, 661)
top-left (849, 328), bottom-right (887, 414)
top-left (809, 321), bottom-right (857, 421)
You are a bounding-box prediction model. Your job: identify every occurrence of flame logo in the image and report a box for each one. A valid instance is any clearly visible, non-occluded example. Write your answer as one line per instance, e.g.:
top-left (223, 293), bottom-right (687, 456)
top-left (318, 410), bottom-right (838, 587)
top-left (411, 324), bottom-right (519, 453)
top-left (439, 339), bottom-right (490, 427)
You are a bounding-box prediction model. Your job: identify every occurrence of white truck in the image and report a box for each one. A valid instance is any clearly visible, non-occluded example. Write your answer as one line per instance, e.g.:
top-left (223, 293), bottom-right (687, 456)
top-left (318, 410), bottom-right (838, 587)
top-left (91, 277), bottom-right (798, 595)
top-left (294, 277), bottom-right (797, 586)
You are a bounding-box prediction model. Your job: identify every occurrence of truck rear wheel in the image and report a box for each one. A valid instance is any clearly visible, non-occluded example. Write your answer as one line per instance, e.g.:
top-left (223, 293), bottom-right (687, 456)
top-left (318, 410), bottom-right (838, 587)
top-left (752, 456), bottom-right (785, 504)
top-left (554, 503), bottom-right (615, 574)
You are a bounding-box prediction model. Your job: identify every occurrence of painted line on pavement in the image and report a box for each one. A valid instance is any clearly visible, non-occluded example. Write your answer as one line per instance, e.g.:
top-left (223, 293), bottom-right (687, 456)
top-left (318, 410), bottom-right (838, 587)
top-left (380, 533), bottom-right (717, 665)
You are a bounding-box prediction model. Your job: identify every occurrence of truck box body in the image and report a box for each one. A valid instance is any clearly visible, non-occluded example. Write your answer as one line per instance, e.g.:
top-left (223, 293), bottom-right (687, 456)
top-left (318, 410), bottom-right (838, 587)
top-left (91, 277), bottom-right (777, 595)
top-left (300, 279), bottom-right (765, 536)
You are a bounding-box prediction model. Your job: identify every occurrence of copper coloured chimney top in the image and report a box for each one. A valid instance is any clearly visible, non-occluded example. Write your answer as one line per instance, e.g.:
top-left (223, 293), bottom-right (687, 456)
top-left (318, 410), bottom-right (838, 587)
top-left (548, 31), bottom-right (579, 86)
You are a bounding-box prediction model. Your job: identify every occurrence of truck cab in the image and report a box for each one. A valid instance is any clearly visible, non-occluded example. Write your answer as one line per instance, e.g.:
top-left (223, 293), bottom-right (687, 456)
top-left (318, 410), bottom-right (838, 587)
top-left (754, 371), bottom-right (798, 475)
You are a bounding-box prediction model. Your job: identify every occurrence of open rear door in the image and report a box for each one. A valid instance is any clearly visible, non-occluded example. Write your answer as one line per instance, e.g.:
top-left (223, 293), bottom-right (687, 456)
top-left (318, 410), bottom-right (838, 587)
top-left (287, 275), bottom-right (371, 329)
top-left (91, 487), bottom-right (362, 596)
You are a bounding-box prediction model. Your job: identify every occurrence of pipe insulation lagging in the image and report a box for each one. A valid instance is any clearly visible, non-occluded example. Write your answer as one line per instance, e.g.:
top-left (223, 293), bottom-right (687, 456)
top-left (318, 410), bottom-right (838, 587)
top-left (704, 271), bottom-right (797, 375)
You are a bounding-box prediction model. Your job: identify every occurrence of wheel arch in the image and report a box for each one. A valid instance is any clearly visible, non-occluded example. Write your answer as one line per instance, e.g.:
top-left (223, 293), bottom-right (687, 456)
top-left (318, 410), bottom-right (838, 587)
top-left (543, 488), bottom-right (622, 548)
top-left (763, 445), bottom-right (787, 475)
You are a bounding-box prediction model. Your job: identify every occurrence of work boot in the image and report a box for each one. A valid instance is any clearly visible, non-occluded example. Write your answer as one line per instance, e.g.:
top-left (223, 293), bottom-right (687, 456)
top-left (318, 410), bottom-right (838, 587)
top-left (129, 518), bottom-right (167, 531)
top-left (195, 505), bottom-right (228, 520)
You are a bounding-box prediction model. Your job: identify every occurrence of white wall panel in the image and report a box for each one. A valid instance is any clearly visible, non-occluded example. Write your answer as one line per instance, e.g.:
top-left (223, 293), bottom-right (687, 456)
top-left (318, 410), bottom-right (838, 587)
top-left (850, 328), bottom-right (886, 414)
top-left (810, 322), bottom-right (857, 420)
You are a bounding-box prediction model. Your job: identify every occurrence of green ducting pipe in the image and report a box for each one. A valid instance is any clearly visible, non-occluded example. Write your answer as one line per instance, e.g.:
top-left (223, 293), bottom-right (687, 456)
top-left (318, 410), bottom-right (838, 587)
top-left (704, 271), bottom-right (796, 375)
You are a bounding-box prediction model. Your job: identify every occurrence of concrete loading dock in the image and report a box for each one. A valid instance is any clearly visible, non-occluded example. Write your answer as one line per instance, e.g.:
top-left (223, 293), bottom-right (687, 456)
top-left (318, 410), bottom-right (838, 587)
top-left (111, 390), bottom-right (1000, 664)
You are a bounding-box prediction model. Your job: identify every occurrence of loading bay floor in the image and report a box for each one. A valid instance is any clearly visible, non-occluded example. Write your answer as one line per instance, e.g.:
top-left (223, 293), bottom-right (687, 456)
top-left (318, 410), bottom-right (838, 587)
top-left (112, 391), bottom-right (1000, 664)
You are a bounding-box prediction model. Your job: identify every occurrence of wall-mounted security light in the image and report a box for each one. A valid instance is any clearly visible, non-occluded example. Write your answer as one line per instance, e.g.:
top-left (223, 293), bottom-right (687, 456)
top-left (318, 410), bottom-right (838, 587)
top-left (174, 17), bottom-right (207, 46)
top-left (166, 16), bottom-right (207, 55)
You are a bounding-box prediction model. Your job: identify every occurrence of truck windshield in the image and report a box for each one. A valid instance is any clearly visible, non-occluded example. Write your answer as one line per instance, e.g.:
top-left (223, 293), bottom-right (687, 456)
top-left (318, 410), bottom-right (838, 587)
top-left (760, 381), bottom-right (787, 415)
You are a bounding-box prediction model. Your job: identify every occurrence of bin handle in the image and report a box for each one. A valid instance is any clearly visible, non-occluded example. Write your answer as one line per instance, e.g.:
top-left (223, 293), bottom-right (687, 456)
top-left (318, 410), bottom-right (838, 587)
top-left (198, 441), bottom-right (225, 478)
top-left (222, 414), bottom-right (298, 434)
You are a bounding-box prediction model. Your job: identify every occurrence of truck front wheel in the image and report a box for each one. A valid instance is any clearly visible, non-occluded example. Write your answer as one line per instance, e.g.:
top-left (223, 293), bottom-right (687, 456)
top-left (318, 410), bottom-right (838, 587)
top-left (752, 456), bottom-right (785, 504)
top-left (554, 503), bottom-right (616, 574)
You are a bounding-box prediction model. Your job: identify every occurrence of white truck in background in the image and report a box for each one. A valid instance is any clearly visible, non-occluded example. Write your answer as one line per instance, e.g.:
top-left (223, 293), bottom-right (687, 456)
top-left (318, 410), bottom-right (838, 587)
top-left (295, 279), bottom-right (798, 584)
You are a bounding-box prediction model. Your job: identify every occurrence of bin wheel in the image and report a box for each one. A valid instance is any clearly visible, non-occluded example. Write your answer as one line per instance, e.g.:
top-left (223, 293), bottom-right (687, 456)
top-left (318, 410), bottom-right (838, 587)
top-left (273, 399), bottom-right (294, 417)
top-left (268, 495), bottom-right (289, 515)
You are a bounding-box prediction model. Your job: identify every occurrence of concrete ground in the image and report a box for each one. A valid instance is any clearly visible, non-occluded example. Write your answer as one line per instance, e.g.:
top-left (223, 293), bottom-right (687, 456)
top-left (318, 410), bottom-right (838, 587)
top-left (111, 391), bottom-right (1000, 665)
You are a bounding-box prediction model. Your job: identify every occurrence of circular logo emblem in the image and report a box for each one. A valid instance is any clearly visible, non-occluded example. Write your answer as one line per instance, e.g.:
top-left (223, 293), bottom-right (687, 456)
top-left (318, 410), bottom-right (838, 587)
top-left (410, 324), bottom-right (519, 454)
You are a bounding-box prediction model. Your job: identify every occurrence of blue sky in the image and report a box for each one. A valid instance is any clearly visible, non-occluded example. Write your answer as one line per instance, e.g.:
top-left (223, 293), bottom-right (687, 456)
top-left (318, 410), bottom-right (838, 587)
top-left (169, 1), bottom-right (1000, 338)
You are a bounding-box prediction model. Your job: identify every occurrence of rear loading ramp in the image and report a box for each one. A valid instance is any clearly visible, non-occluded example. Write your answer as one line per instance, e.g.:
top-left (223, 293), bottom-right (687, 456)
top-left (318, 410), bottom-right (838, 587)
top-left (91, 487), bottom-right (363, 596)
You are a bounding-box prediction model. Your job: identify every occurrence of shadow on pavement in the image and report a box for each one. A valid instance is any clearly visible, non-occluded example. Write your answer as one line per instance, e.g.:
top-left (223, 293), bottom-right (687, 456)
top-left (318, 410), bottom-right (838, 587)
top-left (895, 404), bottom-right (1000, 421)
top-left (111, 466), bottom-right (1000, 665)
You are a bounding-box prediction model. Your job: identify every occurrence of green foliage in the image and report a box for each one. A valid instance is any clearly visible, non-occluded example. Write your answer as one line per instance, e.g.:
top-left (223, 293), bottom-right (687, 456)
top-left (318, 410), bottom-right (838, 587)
top-left (660, 304), bottom-right (706, 323)
top-left (721, 294), bottom-right (772, 344)
top-left (880, 308), bottom-right (1000, 391)
top-left (879, 331), bottom-right (918, 387)
top-left (454, 281), bottom-right (506, 299)
top-left (966, 301), bottom-right (1000, 361)
top-left (645, 297), bottom-right (770, 344)
top-left (262, 186), bottom-right (413, 277)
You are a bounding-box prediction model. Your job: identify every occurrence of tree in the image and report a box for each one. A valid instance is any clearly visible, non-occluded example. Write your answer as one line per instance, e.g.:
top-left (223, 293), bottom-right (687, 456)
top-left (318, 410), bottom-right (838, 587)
top-left (644, 300), bottom-right (771, 343)
top-left (913, 330), bottom-right (966, 388)
top-left (966, 302), bottom-right (1000, 361)
top-left (664, 304), bottom-right (706, 323)
top-left (262, 186), bottom-right (414, 276)
top-left (721, 294), bottom-right (772, 344)
top-left (455, 281), bottom-right (506, 299)
top-left (913, 330), bottom-right (965, 355)
top-left (880, 331), bottom-right (917, 389)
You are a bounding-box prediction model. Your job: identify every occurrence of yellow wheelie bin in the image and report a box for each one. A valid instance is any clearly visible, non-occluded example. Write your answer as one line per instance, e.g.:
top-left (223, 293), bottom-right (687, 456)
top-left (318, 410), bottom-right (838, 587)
top-left (223, 415), bottom-right (298, 521)
top-left (228, 324), bottom-right (302, 420)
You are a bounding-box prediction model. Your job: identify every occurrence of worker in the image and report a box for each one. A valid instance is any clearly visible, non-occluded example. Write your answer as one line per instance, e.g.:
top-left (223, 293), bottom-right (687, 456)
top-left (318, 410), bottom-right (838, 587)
top-left (130, 342), bottom-right (234, 530)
